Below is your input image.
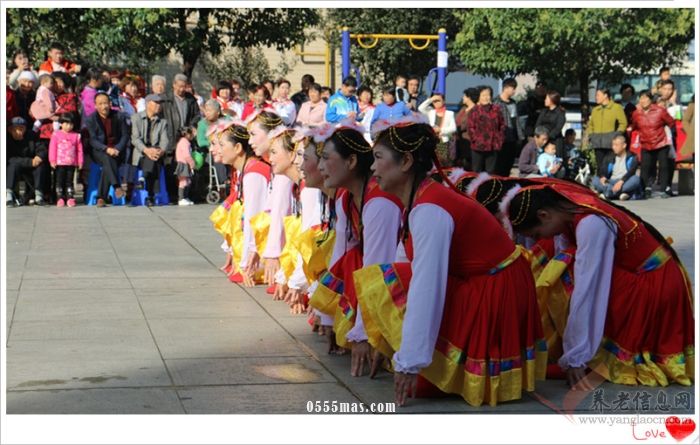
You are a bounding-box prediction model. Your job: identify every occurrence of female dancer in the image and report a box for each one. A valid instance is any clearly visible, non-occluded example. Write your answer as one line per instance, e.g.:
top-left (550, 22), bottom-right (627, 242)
top-left (356, 116), bottom-right (546, 406)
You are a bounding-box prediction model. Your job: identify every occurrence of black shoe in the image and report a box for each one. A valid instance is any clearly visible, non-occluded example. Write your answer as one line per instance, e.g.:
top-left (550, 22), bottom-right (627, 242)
top-left (643, 188), bottom-right (652, 200)
top-left (662, 188), bottom-right (676, 198)
top-left (145, 197), bottom-right (154, 207)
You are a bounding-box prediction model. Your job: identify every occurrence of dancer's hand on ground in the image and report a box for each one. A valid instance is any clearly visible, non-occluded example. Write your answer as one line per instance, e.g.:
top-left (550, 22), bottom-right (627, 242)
top-left (394, 372), bottom-right (418, 407)
top-left (290, 302), bottom-right (306, 315)
top-left (273, 283), bottom-right (287, 301)
top-left (263, 258), bottom-right (280, 284)
top-left (369, 349), bottom-right (386, 378)
top-left (245, 252), bottom-right (260, 278)
top-left (566, 366), bottom-right (594, 391)
top-left (350, 340), bottom-right (371, 377)
top-left (284, 287), bottom-right (301, 306)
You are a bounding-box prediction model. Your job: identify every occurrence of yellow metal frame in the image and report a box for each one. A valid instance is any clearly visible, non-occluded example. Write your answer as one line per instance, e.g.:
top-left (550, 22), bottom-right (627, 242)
top-left (294, 44), bottom-right (332, 87)
top-left (350, 32), bottom-right (440, 51)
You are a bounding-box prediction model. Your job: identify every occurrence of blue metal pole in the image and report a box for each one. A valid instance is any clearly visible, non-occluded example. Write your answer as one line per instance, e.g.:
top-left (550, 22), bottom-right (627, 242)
top-left (342, 27), bottom-right (351, 80)
top-left (437, 28), bottom-right (448, 95)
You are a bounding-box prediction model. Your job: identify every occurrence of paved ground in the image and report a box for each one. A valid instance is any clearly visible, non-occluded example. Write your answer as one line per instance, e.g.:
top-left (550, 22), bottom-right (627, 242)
top-left (3, 196), bottom-right (696, 414)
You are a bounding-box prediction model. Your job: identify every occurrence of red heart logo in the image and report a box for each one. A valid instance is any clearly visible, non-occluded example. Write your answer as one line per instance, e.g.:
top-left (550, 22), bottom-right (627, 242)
top-left (665, 416), bottom-right (696, 442)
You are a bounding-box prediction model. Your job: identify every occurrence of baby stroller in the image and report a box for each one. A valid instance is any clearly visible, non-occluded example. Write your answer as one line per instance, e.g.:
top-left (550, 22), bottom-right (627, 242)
top-left (566, 149), bottom-right (592, 187)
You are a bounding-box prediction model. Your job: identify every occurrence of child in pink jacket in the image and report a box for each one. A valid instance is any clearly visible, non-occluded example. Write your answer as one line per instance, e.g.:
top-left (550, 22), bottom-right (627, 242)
top-left (174, 126), bottom-right (197, 206)
top-left (49, 112), bottom-right (83, 207)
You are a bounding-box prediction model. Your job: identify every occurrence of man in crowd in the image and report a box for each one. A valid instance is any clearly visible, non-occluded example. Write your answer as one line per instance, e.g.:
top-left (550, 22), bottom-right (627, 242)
top-left (619, 83), bottom-right (637, 124)
top-left (518, 126), bottom-right (550, 178)
top-left (588, 87), bottom-right (627, 177)
top-left (38, 42), bottom-right (81, 75)
top-left (131, 94), bottom-right (170, 207)
top-left (85, 92), bottom-right (130, 207)
top-left (291, 74), bottom-right (315, 112)
top-left (161, 73), bottom-right (200, 202)
top-left (406, 75), bottom-right (427, 111)
top-left (6, 116), bottom-right (49, 206)
top-left (325, 76), bottom-right (359, 123)
top-left (494, 77), bottom-right (525, 176)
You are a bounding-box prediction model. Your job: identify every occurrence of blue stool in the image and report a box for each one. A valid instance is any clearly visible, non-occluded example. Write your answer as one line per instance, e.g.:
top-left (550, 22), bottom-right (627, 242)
top-left (85, 162), bottom-right (126, 206)
top-left (130, 167), bottom-right (170, 206)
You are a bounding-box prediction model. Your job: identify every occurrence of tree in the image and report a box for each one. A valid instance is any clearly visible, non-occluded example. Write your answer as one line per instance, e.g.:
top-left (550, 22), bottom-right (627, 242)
top-left (6, 8), bottom-right (318, 78)
top-left (200, 46), bottom-right (297, 88)
top-left (452, 9), bottom-right (695, 104)
top-left (326, 9), bottom-right (462, 91)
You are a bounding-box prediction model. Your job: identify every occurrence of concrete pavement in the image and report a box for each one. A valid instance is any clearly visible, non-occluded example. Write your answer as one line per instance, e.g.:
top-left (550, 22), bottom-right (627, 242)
top-left (3, 196), bottom-right (696, 414)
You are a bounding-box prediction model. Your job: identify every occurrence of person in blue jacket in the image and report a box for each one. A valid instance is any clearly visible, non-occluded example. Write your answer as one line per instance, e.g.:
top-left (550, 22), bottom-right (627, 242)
top-left (325, 76), bottom-right (359, 123)
top-left (370, 86), bottom-right (412, 127)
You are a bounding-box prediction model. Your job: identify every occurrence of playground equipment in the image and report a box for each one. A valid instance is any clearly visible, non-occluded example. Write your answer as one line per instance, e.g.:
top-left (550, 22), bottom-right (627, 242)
top-left (341, 27), bottom-right (448, 95)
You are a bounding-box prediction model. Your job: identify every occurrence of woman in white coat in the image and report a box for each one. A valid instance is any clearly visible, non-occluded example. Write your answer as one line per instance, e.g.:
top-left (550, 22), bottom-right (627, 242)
top-left (418, 94), bottom-right (457, 144)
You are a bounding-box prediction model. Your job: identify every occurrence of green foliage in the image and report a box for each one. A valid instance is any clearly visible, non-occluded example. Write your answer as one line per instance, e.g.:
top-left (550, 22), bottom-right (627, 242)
top-left (200, 46), bottom-right (297, 88)
top-left (453, 9), bottom-right (694, 102)
top-left (6, 8), bottom-right (318, 77)
top-left (326, 8), bottom-right (462, 90)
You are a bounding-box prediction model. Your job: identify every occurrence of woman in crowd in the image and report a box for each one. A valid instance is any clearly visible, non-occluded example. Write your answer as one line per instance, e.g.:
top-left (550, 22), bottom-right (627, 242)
top-left (273, 78), bottom-right (297, 126)
top-left (467, 85), bottom-right (505, 173)
top-left (535, 90), bottom-right (567, 162)
top-left (354, 116), bottom-right (546, 406)
top-left (198, 99), bottom-right (231, 195)
top-left (242, 84), bottom-right (274, 121)
top-left (453, 88), bottom-right (478, 170)
top-left (118, 75), bottom-right (146, 116)
top-left (296, 83), bottom-right (327, 127)
top-left (504, 181), bottom-right (694, 389)
top-left (310, 120), bottom-right (403, 373)
top-left (630, 90), bottom-right (676, 198)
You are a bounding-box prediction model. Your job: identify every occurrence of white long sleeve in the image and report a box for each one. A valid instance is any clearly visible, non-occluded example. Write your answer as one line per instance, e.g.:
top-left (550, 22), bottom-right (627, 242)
top-left (275, 100), bottom-right (297, 126)
top-left (263, 175), bottom-right (293, 258)
top-left (240, 173), bottom-right (269, 268)
top-left (346, 197), bottom-right (402, 342)
top-left (558, 215), bottom-right (616, 370)
top-left (439, 111), bottom-right (457, 143)
top-left (328, 196), bottom-right (356, 269)
top-left (285, 187), bottom-right (324, 289)
top-left (393, 204), bottom-right (453, 374)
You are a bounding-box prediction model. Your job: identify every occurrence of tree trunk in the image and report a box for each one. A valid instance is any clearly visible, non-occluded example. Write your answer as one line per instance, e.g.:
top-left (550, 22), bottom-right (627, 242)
top-left (579, 70), bottom-right (592, 125)
top-left (180, 8), bottom-right (210, 80)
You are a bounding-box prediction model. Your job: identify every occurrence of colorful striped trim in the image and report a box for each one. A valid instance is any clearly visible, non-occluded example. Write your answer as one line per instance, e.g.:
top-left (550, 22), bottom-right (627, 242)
top-left (636, 246), bottom-right (671, 273)
top-left (436, 337), bottom-right (547, 377)
top-left (379, 264), bottom-right (406, 308)
top-left (319, 270), bottom-right (344, 295)
top-left (488, 247), bottom-right (522, 275)
top-left (531, 245), bottom-right (549, 267)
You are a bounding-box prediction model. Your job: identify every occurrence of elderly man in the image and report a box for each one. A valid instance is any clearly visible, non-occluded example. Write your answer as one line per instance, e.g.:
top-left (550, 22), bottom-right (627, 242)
top-left (15, 71), bottom-right (37, 125)
top-left (161, 73), bottom-right (200, 202)
top-left (85, 92), bottom-right (130, 207)
top-left (6, 117), bottom-right (49, 206)
top-left (131, 94), bottom-right (170, 207)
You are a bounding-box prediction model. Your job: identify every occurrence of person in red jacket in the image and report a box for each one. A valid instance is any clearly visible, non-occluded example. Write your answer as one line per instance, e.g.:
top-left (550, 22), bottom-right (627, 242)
top-left (466, 85), bottom-right (505, 174)
top-left (630, 90), bottom-right (675, 198)
top-left (6, 85), bottom-right (18, 123)
top-left (38, 42), bottom-right (81, 75)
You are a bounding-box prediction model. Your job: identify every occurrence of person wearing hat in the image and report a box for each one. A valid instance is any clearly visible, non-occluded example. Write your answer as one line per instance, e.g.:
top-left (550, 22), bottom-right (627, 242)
top-left (6, 116), bottom-right (49, 206)
top-left (85, 92), bottom-right (130, 206)
top-left (131, 94), bottom-right (170, 206)
top-left (15, 70), bottom-right (38, 125)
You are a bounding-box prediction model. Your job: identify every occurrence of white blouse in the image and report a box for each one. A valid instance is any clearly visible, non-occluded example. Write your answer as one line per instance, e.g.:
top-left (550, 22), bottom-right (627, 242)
top-left (558, 214), bottom-right (616, 370)
top-left (274, 100), bottom-right (298, 126)
top-left (345, 197), bottom-right (403, 343)
top-left (241, 172), bottom-right (270, 268)
top-left (263, 175), bottom-right (294, 259)
top-left (392, 203), bottom-right (453, 373)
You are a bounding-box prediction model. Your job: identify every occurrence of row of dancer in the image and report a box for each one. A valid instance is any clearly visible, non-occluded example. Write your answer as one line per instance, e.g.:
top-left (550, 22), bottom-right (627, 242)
top-left (207, 111), bottom-right (694, 407)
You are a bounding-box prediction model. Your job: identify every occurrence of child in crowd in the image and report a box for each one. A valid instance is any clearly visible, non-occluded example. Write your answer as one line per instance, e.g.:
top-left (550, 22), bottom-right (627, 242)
top-left (175, 126), bottom-right (197, 206)
top-left (31, 74), bottom-right (59, 132)
top-left (536, 141), bottom-right (563, 177)
top-left (592, 133), bottom-right (641, 201)
top-left (48, 112), bottom-right (83, 207)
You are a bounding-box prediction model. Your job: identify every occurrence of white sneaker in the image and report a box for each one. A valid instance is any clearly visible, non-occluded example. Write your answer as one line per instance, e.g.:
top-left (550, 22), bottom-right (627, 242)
top-left (178, 199), bottom-right (191, 206)
top-left (599, 193), bottom-right (607, 200)
top-left (186, 199), bottom-right (195, 206)
top-left (619, 193), bottom-right (630, 201)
